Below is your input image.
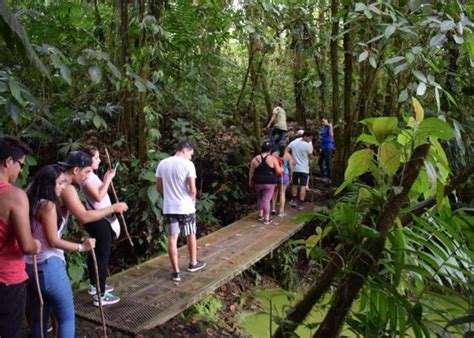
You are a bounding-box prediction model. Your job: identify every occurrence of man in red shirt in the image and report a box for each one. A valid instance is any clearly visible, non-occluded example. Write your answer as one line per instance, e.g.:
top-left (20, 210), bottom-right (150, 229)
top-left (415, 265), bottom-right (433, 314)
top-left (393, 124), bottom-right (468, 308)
top-left (0, 136), bottom-right (41, 338)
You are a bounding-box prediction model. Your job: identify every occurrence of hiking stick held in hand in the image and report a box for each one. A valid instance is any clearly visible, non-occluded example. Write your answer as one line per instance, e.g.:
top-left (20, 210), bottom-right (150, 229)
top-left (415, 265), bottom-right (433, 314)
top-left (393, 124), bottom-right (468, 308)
top-left (91, 249), bottom-right (107, 338)
top-left (104, 148), bottom-right (133, 247)
top-left (33, 255), bottom-right (45, 338)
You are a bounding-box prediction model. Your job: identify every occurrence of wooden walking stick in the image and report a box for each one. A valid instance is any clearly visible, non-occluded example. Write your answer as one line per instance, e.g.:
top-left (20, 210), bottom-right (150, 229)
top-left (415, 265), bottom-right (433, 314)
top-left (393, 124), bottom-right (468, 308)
top-left (91, 248), bottom-right (107, 338)
top-left (104, 148), bottom-right (133, 247)
top-left (33, 255), bottom-right (44, 338)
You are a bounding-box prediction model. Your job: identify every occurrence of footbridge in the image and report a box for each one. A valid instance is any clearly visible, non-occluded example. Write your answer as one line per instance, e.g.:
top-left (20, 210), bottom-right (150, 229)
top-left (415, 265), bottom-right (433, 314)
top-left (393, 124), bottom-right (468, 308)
top-left (74, 204), bottom-right (314, 334)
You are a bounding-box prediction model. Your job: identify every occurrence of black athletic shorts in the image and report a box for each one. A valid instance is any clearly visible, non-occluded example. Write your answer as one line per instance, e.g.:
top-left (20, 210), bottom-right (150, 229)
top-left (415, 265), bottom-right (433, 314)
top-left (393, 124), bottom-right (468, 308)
top-left (292, 172), bottom-right (309, 186)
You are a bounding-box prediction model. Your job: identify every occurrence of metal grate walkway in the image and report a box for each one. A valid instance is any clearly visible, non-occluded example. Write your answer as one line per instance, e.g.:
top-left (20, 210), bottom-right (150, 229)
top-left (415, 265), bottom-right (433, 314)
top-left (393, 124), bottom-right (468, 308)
top-left (74, 205), bottom-right (313, 334)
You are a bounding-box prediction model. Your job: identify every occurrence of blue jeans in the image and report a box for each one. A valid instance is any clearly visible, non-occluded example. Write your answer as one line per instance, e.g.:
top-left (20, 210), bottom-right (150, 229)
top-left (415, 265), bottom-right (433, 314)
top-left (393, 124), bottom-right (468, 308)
top-left (269, 128), bottom-right (286, 149)
top-left (318, 148), bottom-right (333, 178)
top-left (26, 256), bottom-right (75, 338)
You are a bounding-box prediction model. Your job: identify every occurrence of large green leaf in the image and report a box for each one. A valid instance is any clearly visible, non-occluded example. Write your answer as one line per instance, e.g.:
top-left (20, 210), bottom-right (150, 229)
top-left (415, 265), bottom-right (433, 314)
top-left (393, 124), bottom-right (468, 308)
top-left (67, 261), bottom-right (84, 284)
top-left (8, 77), bottom-right (26, 106)
top-left (418, 118), bottom-right (454, 140)
top-left (59, 64), bottom-right (72, 85)
top-left (356, 133), bottom-right (378, 145)
top-left (88, 65), bottom-right (102, 84)
top-left (344, 149), bottom-right (374, 181)
top-left (371, 117), bottom-right (398, 144)
top-left (141, 171), bottom-right (157, 183)
top-left (0, 1), bottom-right (50, 78)
top-left (412, 97), bottom-right (424, 122)
top-left (6, 100), bottom-right (20, 124)
top-left (147, 185), bottom-right (160, 204)
top-left (379, 142), bottom-right (401, 176)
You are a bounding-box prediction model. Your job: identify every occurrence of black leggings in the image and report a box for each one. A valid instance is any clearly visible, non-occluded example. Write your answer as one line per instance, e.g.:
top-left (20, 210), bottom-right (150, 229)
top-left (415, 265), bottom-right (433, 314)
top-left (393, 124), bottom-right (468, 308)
top-left (84, 218), bottom-right (112, 295)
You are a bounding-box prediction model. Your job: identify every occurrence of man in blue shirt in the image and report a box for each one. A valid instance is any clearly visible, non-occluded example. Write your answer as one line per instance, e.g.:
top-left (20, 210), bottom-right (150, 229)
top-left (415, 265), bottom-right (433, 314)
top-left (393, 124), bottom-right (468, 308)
top-left (318, 116), bottom-right (334, 179)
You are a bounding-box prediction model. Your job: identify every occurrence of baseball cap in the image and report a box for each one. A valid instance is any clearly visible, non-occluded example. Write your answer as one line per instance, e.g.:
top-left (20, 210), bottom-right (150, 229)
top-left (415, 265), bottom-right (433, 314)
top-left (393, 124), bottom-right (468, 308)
top-left (57, 150), bottom-right (92, 168)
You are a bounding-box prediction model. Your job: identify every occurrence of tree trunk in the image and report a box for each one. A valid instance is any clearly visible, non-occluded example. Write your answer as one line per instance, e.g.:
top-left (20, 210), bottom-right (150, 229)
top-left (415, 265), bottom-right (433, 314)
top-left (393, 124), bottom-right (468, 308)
top-left (314, 144), bottom-right (430, 337)
top-left (337, 9), bottom-right (354, 184)
top-left (249, 33), bottom-right (263, 140)
top-left (252, 103), bottom-right (261, 149)
top-left (93, 0), bottom-right (105, 44)
top-left (118, 0), bottom-right (134, 155)
top-left (313, 52), bottom-right (327, 116)
top-left (235, 49), bottom-right (254, 116)
top-left (272, 244), bottom-right (350, 338)
top-left (441, 32), bottom-right (459, 114)
top-left (119, 0), bottom-right (129, 67)
top-left (273, 154), bottom-right (474, 338)
top-left (137, 0), bottom-right (148, 164)
top-left (293, 23), bottom-right (307, 126)
top-left (330, 0), bottom-right (341, 182)
top-left (260, 66), bottom-right (273, 119)
top-left (316, 0), bottom-right (328, 114)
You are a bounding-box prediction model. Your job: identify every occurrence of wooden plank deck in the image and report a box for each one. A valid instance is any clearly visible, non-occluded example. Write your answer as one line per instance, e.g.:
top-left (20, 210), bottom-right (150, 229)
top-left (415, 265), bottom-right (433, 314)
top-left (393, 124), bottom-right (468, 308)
top-left (74, 204), bottom-right (314, 334)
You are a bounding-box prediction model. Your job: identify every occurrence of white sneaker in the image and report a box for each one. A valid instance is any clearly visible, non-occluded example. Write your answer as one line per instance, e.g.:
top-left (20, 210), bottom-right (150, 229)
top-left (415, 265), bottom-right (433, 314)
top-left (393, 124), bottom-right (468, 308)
top-left (93, 291), bottom-right (120, 306)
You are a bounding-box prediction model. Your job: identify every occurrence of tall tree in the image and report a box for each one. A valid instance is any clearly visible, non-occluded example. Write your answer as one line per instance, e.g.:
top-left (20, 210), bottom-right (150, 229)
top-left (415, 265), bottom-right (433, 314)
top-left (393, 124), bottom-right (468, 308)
top-left (330, 0), bottom-right (341, 183)
top-left (291, 17), bottom-right (307, 126)
top-left (338, 5), bottom-right (354, 183)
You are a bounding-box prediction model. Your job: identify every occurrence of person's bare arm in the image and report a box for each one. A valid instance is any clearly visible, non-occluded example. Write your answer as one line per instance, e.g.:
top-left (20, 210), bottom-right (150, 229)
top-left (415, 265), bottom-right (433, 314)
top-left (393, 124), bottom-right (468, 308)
top-left (266, 114), bottom-right (276, 129)
top-left (329, 124), bottom-right (334, 137)
top-left (156, 177), bottom-right (163, 194)
top-left (187, 176), bottom-right (197, 204)
top-left (10, 189), bottom-right (40, 254)
top-left (61, 185), bottom-right (127, 224)
top-left (82, 169), bottom-right (115, 202)
top-left (249, 159), bottom-right (257, 187)
top-left (37, 201), bottom-right (95, 252)
top-left (286, 153), bottom-right (295, 178)
top-left (308, 144), bottom-right (314, 160)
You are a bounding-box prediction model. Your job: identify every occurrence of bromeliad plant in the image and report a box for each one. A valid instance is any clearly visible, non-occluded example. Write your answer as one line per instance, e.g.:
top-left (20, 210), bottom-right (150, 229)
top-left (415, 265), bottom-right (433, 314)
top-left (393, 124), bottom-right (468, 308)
top-left (271, 99), bottom-right (474, 338)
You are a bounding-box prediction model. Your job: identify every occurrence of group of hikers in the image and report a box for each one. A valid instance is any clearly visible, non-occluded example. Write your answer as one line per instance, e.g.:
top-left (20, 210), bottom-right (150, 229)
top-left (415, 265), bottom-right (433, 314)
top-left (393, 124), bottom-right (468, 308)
top-left (250, 100), bottom-right (334, 225)
top-left (0, 137), bottom-right (207, 338)
top-left (0, 138), bottom-right (129, 337)
top-left (0, 100), bottom-right (331, 337)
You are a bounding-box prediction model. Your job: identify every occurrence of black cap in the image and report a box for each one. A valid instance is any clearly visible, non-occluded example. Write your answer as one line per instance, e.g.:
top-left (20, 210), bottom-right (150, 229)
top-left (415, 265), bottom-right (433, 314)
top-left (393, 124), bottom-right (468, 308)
top-left (57, 150), bottom-right (92, 168)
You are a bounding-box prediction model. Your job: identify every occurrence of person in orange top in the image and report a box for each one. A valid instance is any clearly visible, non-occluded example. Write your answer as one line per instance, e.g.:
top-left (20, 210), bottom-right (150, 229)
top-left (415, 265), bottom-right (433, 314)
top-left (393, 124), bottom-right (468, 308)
top-left (0, 136), bottom-right (41, 338)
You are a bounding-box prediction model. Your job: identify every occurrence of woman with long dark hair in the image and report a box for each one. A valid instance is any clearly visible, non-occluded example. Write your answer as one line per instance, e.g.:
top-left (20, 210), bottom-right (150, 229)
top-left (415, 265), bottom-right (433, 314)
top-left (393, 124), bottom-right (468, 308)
top-left (58, 150), bottom-right (127, 307)
top-left (80, 146), bottom-right (121, 304)
top-left (248, 142), bottom-right (282, 224)
top-left (25, 164), bottom-right (95, 338)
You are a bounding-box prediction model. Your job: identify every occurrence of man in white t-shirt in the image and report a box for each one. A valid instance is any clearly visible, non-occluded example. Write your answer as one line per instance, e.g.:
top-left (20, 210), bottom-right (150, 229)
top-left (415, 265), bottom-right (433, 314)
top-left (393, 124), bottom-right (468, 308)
top-left (287, 131), bottom-right (314, 210)
top-left (156, 141), bottom-right (206, 282)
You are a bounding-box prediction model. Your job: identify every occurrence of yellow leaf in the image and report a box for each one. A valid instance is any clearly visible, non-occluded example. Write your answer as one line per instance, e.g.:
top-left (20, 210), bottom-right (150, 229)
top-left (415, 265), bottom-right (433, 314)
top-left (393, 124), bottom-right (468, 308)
top-left (412, 97), bottom-right (424, 122)
top-left (379, 142), bottom-right (401, 176)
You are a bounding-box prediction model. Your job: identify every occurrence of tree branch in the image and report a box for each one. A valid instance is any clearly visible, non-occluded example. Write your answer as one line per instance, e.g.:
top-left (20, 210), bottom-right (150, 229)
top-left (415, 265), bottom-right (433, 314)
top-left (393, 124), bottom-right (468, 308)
top-left (399, 164), bottom-right (474, 225)
top-left (313, 144), bottom-right (430, 337)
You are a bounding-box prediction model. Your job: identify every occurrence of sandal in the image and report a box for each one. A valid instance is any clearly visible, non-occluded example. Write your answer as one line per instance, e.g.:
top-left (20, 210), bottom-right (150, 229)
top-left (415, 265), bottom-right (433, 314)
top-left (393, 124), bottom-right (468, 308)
top-left (263, 218), bottom-right (277, 225)
top-left (257, 216), bottom-right (264, 222)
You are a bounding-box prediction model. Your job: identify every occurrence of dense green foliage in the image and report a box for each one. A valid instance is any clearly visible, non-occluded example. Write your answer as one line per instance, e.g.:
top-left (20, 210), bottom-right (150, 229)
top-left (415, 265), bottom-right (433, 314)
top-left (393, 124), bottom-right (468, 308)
top-left (1, 0), bottom-right (473, 336)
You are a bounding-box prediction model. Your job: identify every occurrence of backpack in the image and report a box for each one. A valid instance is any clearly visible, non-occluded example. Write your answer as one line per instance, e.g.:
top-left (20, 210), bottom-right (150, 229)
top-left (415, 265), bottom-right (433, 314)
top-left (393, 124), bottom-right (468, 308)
top-left (275, 157), bottom-right (284, 177)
